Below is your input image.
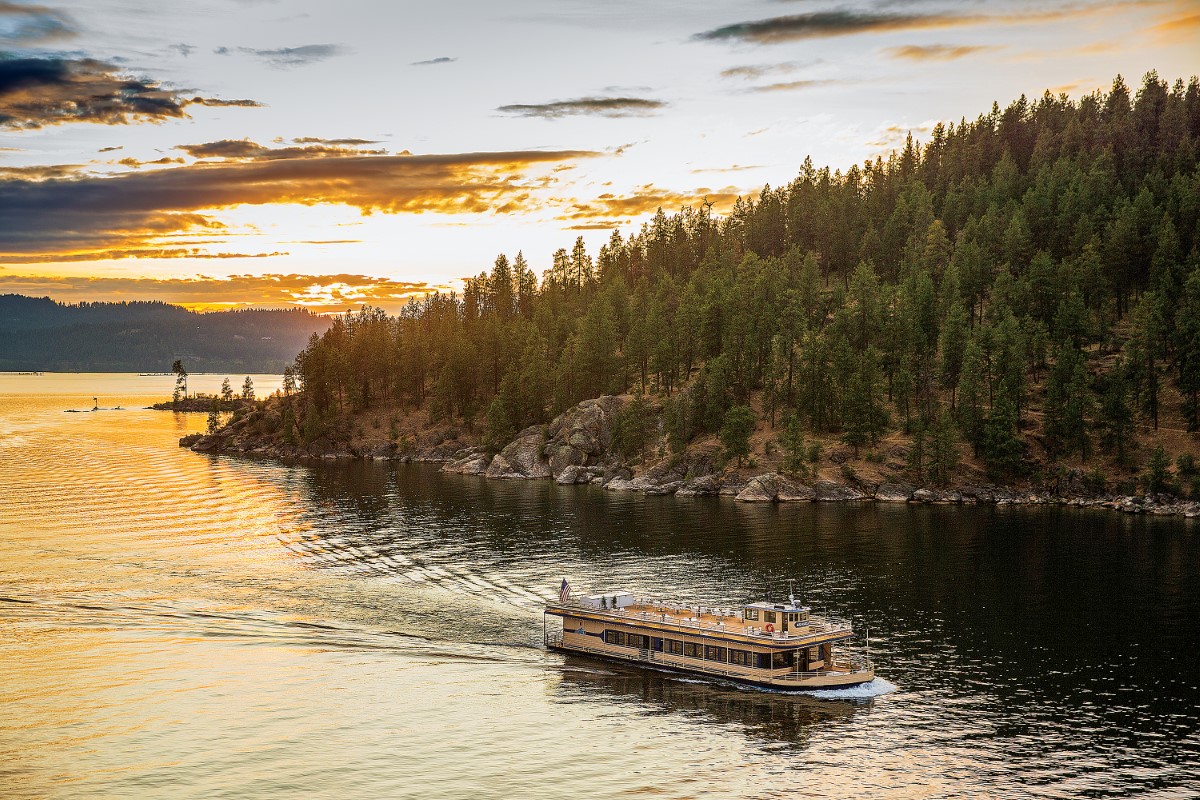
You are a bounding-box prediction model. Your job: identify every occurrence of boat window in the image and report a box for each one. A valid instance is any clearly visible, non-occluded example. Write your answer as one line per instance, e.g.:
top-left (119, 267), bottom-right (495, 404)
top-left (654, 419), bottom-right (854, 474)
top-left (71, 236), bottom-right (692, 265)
top-left (704, 646), bottom-right (726, 662)
top-left (628, 634), bottom-right (647, 649)
top-left (604, 630), bottom-right (627, 646)
top-left (772, 651), bottom-right (787, 669)
top-left (651, 637), bottom-right (664, 652)
top-left (728, 650), bottom-right (745, 666)
top-left (763, 611), bottom-right (777, 624)
top-left (667, 639), bottom-right (684, 655)
top-left (744, 608), bottom-right (759, 621)
top-left (683, 642), bottom-right (701, 658)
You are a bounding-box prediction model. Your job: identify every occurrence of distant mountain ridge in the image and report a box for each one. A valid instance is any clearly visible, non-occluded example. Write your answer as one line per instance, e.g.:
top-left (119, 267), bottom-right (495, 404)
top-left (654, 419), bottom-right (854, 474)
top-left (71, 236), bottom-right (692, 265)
top-left (0, 294), bottom-right (332, 372)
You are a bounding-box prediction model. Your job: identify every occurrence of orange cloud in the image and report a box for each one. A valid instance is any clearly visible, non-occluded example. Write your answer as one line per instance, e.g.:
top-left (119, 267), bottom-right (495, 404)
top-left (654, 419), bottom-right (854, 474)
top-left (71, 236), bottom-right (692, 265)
top-left (0, 147), bottom-right (598, 262)
top-left (885, 44), bottom-right (998, 61)
top-left (0, 273), bottom-right (441, 313)
top-left (1149, 11), bottom-right (1200, 41)
top-left (555, 186), bottom-right (744, 223)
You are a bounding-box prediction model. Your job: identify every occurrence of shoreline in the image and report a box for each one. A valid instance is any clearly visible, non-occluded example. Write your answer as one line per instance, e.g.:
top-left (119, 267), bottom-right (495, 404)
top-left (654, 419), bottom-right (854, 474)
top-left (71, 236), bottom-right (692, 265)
top-left (178, 427), bottom-right (1200, 519)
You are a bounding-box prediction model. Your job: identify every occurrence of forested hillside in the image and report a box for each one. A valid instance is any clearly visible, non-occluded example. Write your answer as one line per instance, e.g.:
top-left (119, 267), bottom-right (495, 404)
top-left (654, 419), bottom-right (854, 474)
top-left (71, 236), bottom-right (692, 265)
top-left (288, 72), bottom-right (1200, 494)
top-left (0, 296), bottom-right (331, 372)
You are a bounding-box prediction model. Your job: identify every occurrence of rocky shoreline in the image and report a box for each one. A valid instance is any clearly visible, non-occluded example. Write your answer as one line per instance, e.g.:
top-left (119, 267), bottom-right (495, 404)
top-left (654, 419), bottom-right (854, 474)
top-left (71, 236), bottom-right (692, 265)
top-left (180, 394), bottom-right (1200, 519)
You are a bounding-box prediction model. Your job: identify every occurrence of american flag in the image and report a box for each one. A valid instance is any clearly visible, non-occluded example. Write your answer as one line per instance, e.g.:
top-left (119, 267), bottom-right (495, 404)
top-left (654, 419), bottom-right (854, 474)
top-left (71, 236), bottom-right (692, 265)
top-left (559, 578), bottom-right (573, 603)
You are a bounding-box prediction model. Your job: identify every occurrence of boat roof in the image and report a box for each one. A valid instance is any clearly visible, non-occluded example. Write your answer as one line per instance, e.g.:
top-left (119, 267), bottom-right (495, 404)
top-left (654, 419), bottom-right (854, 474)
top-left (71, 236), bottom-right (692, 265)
top-left (744, 601), bottom-right (812, 612)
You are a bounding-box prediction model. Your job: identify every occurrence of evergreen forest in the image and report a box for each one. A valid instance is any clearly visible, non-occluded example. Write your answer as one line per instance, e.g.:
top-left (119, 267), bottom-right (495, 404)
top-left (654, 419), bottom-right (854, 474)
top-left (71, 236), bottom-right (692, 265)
top-left (289, 72), bottom-right (1200, 492)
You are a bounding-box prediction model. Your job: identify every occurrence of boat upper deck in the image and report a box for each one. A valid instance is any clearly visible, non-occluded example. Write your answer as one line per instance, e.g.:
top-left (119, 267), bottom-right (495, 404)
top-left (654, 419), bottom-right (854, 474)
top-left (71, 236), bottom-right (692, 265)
top-left (546, 597), bottom-right (855, 648)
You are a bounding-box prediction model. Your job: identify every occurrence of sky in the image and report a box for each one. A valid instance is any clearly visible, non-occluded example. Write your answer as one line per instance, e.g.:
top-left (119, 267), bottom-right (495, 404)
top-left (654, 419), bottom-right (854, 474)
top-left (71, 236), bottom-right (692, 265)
top-left (0, 0), bottom-right (1197, 313)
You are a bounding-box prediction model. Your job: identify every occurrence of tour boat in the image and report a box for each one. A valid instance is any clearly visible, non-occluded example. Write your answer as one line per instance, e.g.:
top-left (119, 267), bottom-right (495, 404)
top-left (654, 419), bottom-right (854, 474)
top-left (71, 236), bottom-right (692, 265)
top-left (544, 583), bottom-right (875, 691)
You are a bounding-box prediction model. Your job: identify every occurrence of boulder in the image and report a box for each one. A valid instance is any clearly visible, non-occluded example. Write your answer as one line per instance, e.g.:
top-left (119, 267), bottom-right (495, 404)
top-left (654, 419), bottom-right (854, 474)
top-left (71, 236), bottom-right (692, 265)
top-left (874, 483), bottom-right (913, 502)
top-left (736, 473), bottom-right (814, 503)
top-left (486, 426), bottom-right (551, 479)
top-left (543, 396), bottom-right (624, 475)
top-left (675, 475), bottom-right (721, 497)
top-left (813, 481), bottom-right (866, 501)
top-left (604, 477), bottom-right (638, 492)
top-left (644, 480), bottom-right (682, 496)
top-left (736, 474), bottom-right (777, 502)
top-left (179, 433), bottom-right (203, 448)
top-left (776, 478), bottom-right (815, 502)
top-left (555, 464), bottom-right (592, 485)
top-left (442, 450), bottom-right (491, 475)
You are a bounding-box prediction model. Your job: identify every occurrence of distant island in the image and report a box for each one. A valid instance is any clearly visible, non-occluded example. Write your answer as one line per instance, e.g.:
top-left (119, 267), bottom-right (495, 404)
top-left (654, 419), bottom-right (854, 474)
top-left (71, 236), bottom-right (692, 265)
top-left (0, 296), bottom-right (331, 373)
top-left (185, 73), bottom-right (1200, 514)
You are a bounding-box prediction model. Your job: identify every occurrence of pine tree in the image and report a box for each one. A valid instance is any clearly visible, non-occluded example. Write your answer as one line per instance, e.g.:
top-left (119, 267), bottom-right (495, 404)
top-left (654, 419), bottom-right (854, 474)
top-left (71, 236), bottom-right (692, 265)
top-left (206, 399), bottom-right (221, 435)
top-left (719, 405), bottom-right (756, 466)
top-left (1044, 345), bottom-right (1093, 460)
top-left (221, 378), bottom-right (234, 404)
top-left (779, 413), bottom-right (808, 477)
top-left (241, 376), bottom-right (255, 401)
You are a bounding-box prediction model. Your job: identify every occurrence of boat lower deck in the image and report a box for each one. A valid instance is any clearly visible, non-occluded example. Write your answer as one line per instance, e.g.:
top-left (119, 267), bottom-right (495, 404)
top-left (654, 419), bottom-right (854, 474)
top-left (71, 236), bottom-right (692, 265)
top-left (546, 630), bottom-right (873, 690)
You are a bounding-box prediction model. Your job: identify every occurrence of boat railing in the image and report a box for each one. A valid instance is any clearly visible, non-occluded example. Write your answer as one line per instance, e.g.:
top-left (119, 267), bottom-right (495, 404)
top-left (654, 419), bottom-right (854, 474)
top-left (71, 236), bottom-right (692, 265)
top-left (553, 599), bottom-right (854, 641)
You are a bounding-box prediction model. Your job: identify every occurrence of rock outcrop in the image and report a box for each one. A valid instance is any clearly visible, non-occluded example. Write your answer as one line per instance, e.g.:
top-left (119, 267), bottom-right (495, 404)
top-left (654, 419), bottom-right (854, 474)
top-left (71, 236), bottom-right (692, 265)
top-left (486, 426), bottom-right (552, 479)
top-left (813, 481), bottom-right (867, 501)
top-left (735, 473), bottom-right (815, 503)
top-left (874, 483), bottom-right (913, 502)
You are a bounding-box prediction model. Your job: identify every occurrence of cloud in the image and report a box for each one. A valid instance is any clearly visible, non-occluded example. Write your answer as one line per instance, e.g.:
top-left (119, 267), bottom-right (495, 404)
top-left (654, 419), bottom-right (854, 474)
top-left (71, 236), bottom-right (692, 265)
top-left (694, 11), bottom-right (968, 44)
top-left (555, 185), bottom-right (743, 224)
top-left (0, 0), bottom-right (75, 44)
top-left (693, 5), bottom-right (1143, 45)
top-left (866, 121), bottom-right (936, 149)
top-left (97, 145), bottom-right (122, 153)
top-left (0, 147), bottom-right (598, 262)
top-left (749, 79), bottom-right (846, 93)
top-left (884, 44), bottom-right (997, 61)
top-left (0, 272), bottom-right (439, 313)
top-left (497, 96), bottom-right (666, 119)
top-left (292, 137), bottom-right (380, 146)
top-left (1150, 11), bottom-right (1200, 41)
top-left (216, 43), bottom-right (346, 67)
top-left (187, 96), bottom-right (263, 108)
top-left (176, 138), bottom-right (387, 160)
top-left (689, 164), bottom-right (763, 174)
top-left (411, 56), bottom-right (455, 66)
top-left (719, 60), bottom-right (811, 80)
top-left (0, 56), bottom-right (261, 130)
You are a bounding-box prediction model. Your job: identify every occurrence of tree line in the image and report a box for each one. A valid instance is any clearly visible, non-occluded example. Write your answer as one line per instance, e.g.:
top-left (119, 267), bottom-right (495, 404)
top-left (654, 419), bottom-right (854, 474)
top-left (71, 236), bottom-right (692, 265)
top-left (290, 72), bottom-right (1200, 488)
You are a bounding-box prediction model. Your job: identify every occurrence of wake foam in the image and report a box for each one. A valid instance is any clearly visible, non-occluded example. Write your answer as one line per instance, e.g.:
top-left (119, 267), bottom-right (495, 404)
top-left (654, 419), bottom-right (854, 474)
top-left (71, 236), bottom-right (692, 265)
top-left (803, 677), bottom-right (897, 700)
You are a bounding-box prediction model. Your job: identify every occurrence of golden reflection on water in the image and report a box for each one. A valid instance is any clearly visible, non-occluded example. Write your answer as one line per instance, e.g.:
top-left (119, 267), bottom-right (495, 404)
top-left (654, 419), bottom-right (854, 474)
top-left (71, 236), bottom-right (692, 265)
top-left (3, 374), bottom-right (1199, 799)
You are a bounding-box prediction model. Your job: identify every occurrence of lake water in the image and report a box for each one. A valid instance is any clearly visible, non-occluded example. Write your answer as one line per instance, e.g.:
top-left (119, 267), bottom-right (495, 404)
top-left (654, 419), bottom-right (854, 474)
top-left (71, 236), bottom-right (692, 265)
top-left (2, 373), bottom-right (1198, 799)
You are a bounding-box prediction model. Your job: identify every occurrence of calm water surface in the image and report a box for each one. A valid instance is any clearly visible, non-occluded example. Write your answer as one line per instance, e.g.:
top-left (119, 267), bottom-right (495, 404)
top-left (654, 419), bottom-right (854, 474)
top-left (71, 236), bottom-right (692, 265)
top-left (2, 374), bottom-right (1198, 799)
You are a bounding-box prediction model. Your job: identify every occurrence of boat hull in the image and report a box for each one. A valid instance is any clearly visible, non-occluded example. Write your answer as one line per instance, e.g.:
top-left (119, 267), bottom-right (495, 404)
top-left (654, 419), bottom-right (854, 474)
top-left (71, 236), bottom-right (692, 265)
top-left (548, 638), bottom-right (875, 692)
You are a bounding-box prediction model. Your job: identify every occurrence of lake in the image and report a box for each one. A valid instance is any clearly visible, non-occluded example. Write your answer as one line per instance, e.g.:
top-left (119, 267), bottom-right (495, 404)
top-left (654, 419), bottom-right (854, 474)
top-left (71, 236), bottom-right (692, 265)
top-left (2, 373), bottom-right (1198, 799)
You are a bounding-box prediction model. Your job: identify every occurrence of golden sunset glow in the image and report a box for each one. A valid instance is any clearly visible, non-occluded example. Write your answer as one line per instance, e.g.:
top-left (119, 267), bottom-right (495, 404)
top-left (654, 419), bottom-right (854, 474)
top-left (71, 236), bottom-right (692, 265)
top-left (1, 0), bottom-right (1197, 310)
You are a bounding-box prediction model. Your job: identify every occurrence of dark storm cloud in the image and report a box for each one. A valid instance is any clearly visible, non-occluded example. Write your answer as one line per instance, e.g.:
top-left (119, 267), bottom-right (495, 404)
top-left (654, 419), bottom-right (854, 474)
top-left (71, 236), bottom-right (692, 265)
top-left (497, 96), bottom-right (666, 119)
top-left (0, 1), bottom-right (75, 44)
top-left (0, 147), bottom-right (598, 261)
top-left (0, 56), bottom-right (260, 130)
top-left (411, 56), bottom-right (455, 66)
top-left (216, 43), bottom-right (346, 67)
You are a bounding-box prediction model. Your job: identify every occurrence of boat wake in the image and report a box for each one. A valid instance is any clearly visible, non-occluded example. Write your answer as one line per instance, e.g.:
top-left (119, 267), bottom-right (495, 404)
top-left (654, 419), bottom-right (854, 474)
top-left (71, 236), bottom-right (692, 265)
top-left (803, 677), bottom-right (897, 700)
